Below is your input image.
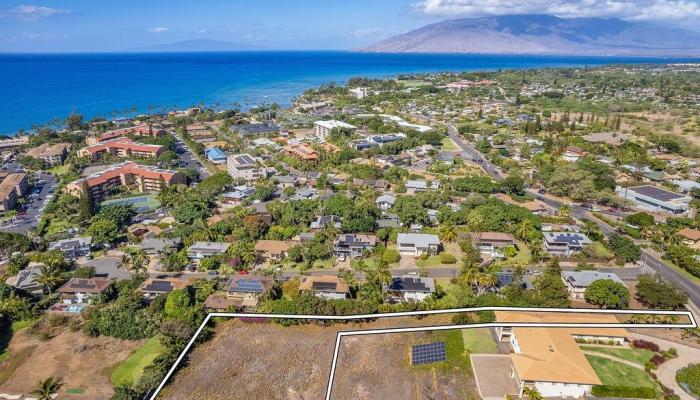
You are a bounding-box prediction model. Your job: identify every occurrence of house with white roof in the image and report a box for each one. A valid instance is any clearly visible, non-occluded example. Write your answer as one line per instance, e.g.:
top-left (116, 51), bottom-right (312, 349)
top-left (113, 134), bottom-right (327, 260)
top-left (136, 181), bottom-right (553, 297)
top-left (397, 233), bottom-right (441, 256)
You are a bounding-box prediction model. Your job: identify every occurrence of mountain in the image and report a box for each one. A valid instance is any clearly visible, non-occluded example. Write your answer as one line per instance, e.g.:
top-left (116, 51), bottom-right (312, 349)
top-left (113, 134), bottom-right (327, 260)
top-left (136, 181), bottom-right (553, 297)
top-left (129, 39), bottom-right (260, 52)
top-left (363, 15), bottom-right (700, 55)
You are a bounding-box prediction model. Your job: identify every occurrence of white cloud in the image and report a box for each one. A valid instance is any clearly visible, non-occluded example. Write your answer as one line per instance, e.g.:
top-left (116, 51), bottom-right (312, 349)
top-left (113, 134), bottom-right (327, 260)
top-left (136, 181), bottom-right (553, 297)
top-left (147, 27), bottom-right (168, 33)
top-left (8, 4), bottom-right (71, 21)
top-left (411, 0), bottom-right (700, 25)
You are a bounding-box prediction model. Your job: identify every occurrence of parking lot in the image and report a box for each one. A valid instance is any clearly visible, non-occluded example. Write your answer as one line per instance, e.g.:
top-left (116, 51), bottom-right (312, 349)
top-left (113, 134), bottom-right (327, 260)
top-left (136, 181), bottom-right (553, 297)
top-left (0, 163), bottom-right (58, 234)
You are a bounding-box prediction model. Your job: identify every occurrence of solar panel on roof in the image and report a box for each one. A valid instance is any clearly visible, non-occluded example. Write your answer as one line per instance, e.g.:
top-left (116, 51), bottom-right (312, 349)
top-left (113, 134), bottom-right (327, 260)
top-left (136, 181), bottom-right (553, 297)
top-left (312, 282), bottom-right (338, 291)
top-left (632, 185), bottom-right (684, 201)
top-left (145, 280), bottom-right (173, 292)
top-left (234, 278), bottom-right (264, 293)
top-left (412, 342), bottom-right (446, 365)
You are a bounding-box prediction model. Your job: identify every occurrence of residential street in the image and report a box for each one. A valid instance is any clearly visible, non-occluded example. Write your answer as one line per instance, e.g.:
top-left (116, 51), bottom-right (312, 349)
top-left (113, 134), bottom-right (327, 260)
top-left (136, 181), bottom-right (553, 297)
top-left (446, 123), bottom-right (503, 179)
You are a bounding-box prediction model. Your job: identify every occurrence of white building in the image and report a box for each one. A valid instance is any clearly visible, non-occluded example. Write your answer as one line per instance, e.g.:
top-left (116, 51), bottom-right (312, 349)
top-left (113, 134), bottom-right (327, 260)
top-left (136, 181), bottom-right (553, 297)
top-left (375, 194), bottom-right (396, 212)
top-left (227, 153), bottom-right (264, 182)
top-left (313, 120), bottom-right (357, 141)
top-left (186, 241), bottom-right (231, 259)
top-left (397, 233), bottom-right (441, 256)
top-left (615, 185), bottom-right (691, 215)
top-left (349, 87), bottom-right (370, 99)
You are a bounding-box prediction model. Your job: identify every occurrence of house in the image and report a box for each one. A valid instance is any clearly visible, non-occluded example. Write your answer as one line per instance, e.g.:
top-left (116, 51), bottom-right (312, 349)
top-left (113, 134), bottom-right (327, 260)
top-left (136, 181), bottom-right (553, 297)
top-left (231, 122), bottom-right (280, 137)
top-left (561, 271), bottom-right (625, 300)
top-left (348, 87), bottom-right (370, 99)
top-left (77, 137), bottom-right (164, 160)
top-left (140, 237), bottom-right (181, 256)
top-left (367, 133), bottom-right (406, 146)
top-left (65, 162), bottom-right (186, 202)
top-left (333, 234), bottom-right (376, 258)
top-left (385, 275), bottom-right (436, 302)
top-left (205, 147), bottom-right (227, 164)
top-left (57, 277), bottom-right (112, 304)
top-left (275, 175), bottom-right (298, 188)
top-left (377, 213), bottom-right (402, 228)
top-left (224, 274), bottom-right (274, 307)
top-left (520, 200), bottom-right (551, 215)
top-left (187, 241), bottom-right (230, 259)
top-left (254, 240), bottom-right (297, 261)
top-left (310, 215), bottom-right (342, 230)
top-left (562, 146), bottom-right (586, 162)
top-left (677, 228), bottom-right (700, 249)
top-left (375, 194), bottom-right (396, 212)
top-left (672, 180), bottom-right (700, 194)
top-left (405, 180), bottom-right (439, 194)
top-left (203, 294), bottom-right (243, 312)
top-left (5, 263), bottom-right (43, 294)
top-left (616, 185), bottom-right (691, 215)
top-left (289, 188), bottom-right (316, 201)
top-left (221, 185), bottom-right (256, 206)
top-left (543, 232), bottom-right (591, 256)
top-left (488, 311), bottom-right (628, 398)
top-left (314, 120), bottom-right (357, 141)
top-left (397, 233), bottom-right (441, 256)
top-left (298, 275), bottom-right (350, 299)
top-left (284, 143), bottom-right (320, 163)
top-left (227, 153), bottom-right (264, 181)
top-left (127, 223), bottom-right (161, 239)
top-left (473, 232), bottom-right (517, 257)
top-left (48, 236), bottom-right (92, 260)
top-left (138, 277), bottom-right (189, 299)
top-left (25, 142), bottom-right (71, 166)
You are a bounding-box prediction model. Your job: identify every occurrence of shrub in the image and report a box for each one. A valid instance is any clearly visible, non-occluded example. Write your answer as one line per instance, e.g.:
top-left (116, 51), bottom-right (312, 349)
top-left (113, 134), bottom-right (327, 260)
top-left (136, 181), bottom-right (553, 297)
top-left (676, 363), bottom-right (700, 398)
top-left (381, 249), bottom-right (401, 264)
top-left (418, 253), bottom-right (428, 261)
top-left (451, 313), bottom-right (473, 325)
top-left (651, 354), bottom-right (666, 365)
top-left (664, 348), bottom-right (678, 359)
top-left (591, 385), bottom-right (656, 399)
top-left (633, 339), bottom-right (660, 352)
top-left (439, 253), bottom-right (457, 264)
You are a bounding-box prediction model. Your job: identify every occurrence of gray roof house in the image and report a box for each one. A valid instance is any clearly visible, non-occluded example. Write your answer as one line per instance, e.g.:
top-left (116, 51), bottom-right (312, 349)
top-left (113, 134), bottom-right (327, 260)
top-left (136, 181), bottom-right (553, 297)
top-left (141, 237), bottom-right (182, 255)
top-left (310, 215), bottom-right (342, 230)
top-left (7, 263), bottom-right (44, 294)
top-left (187, 241), bottom-right (231, 259)
top-left (385, 275), bottom-right (436, 302)
top-left (543, 232), bottom-right (592, 256)
top-left (376, 194), bottom-right (396, 212)
top-left (333, 234), bottom-right (377, 258)
top-left (561, 271), bottom-right (626, 300)
top-left (397, 233), bottom-right (441, 256)
top-left (48, 236), bottom-right (92, 260)
top-left (405, 180), bottom-right (440, 194)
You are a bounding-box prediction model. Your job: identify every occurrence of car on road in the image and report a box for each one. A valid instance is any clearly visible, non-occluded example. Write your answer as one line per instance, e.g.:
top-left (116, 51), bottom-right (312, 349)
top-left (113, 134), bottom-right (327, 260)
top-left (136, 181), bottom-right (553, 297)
top-left (537, 188), bottom-right (546, 194)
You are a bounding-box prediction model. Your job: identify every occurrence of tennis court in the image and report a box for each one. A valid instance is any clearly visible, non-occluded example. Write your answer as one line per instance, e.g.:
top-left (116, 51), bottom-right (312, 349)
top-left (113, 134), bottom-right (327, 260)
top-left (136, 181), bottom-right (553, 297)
top-left (100, 195), bottom-right (161, 213)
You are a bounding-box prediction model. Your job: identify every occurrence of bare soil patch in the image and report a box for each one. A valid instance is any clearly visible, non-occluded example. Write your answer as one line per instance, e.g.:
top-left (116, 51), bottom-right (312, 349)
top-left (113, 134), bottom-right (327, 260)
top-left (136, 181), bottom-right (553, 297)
top-left (0, 325), bottom-right (142, 399)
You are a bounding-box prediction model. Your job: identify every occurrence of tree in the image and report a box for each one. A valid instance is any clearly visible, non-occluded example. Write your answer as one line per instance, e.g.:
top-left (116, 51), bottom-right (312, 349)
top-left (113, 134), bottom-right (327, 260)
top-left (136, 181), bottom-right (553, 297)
top-left (36, 264), bottom-right (65, 294)
top-left (173, 200), bottom-right (210, 224)
top-left (78, 182), bottom-right (95, 221)
top-left (33, 377), bottom-right (63, 400)
top-left (523, 387), bottom-right (542, 400)
top-left (635, 274), bottom-right (688, 309)
top-left (381, 248), bottom-right (401, 264)
top-left (584, 279), bottom-right (630, 309)
top-left (452, 175), bottom-right (495, 193)
top-left (624, 212), bottom-right (654, 228)
top-left (546, 163), bottom-right (598, 202)
top-left (438, 223), bottom-right (457, 243)
top-left (96, 204), bottom-right (136, 229)
top-left (608, 233), bottom-right (641, 262)
top-left (500, 175), bottom-right (525, 195)
top-left (88, 218), bottom-right (121, 244)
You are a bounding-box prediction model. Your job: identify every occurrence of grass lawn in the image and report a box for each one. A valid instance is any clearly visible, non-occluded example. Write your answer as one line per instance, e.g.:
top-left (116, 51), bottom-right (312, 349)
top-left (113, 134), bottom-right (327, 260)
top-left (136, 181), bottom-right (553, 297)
top-left (586, 241), bottom-right (615, 259)
top-left (48, 164), bottom-right (71, 176)
top-left (441, 137), bottom-right (459, 151)
top-left (415, 329), bottom-right (471, 373)
top-left (586, 355), bottom-right (656, 388)
top-left (46, 217), bottom-right (74, 236)
top-left (462, 328), bottom-right (498, 354)
top-left (110, 336), bottom-right (164, 387)
top-left (435, 277), bottom-right (458, 294)
top-left (581, 346), bottom-right (656, 365)
top-left (416, 255), bottom-right (443, 268)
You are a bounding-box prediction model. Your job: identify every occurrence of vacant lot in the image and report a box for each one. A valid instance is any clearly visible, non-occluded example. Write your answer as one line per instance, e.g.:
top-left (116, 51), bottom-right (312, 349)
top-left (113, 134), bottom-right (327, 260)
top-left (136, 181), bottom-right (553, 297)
top-left (333, 329), bottom-right (478, 400)
top-left (160, 315), bottom-right (461, 400)
top-left (0, 324), bottom-right (142, 399)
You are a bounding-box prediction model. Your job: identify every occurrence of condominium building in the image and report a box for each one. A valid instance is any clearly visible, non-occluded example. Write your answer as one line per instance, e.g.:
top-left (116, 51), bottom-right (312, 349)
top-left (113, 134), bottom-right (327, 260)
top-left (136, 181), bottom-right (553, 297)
top-left (77, 137), bottom-right (164, 160)
top-left (65, 162), bottom-right (185, 201)
top-left (86, 124), bottom-right (165, 145)
top-left (227, 153), bottom-right (264, 181)
top-left (313, 120), bottom-right (356, 141)
top-left (24, 142), bottom-right (71, 166)
top-left (283, 143), bottom-right (319, 163)
top-left (0, 172), bottom-right (28, 212)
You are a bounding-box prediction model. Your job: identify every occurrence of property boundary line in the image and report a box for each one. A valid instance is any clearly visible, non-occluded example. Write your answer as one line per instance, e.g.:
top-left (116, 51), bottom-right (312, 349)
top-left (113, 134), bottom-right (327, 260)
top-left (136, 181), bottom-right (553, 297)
top-left (148, 307), bottom-right (696, 400)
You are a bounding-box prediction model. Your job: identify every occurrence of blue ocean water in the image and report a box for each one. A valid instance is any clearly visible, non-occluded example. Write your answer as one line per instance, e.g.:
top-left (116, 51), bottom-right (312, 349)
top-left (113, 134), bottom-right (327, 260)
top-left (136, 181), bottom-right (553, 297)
top-left (1, 51), bottom-right (698, 134)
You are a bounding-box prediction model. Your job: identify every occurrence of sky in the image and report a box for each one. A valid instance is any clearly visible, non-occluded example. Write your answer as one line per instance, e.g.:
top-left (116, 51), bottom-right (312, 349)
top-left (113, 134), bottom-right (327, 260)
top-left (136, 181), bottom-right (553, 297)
top-left (1, 0), bottom-right (700, 52)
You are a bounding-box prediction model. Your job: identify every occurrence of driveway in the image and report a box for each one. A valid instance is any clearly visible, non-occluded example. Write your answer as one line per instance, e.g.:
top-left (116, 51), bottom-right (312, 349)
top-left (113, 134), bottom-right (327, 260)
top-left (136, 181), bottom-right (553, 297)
top-left (470, 354), bottom-right (520, 400)
top-left (629, 332), bottom-right (700, 400)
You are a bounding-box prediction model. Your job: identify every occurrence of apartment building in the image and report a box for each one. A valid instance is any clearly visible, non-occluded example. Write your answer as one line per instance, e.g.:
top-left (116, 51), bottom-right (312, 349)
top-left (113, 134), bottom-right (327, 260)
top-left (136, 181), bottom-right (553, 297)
top-left (65, 162), bottom-right (185, 201)
top-left (0, 172), bottom-right (28, 212)
top-left (227, 153), bottom-right (264, 181)
top-left (24, 142), bottom-right (71, 166)
top-left (313, 120), bottom-right (356, 141)
top-left (86, 123), bottom-right (165, 145)
top-left (77, 137), bottom-right (164, 160)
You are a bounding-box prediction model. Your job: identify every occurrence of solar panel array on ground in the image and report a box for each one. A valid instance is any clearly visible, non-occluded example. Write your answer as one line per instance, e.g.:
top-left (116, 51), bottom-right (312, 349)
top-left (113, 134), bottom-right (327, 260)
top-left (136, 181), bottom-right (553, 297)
top-left (411, 342), bottom-right (446, 366)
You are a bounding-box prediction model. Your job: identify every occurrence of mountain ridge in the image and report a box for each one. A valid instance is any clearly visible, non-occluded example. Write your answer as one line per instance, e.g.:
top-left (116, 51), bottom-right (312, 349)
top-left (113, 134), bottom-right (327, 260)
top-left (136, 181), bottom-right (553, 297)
top-left (362, 14), bottom-right (700, 56)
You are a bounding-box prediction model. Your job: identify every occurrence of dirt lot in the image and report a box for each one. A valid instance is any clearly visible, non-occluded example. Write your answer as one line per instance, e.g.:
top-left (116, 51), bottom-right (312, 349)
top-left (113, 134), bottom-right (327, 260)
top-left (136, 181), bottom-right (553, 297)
top-left (159, 315), bottom-right (461, 400)
top-left (0, 325), bottom-right (142, 399)
top-left (333, 331), bottom-right (477, 400)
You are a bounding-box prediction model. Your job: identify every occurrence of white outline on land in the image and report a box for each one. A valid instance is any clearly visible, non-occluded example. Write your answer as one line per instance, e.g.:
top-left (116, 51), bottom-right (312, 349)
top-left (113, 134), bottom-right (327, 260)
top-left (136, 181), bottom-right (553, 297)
top-left (149, 307), bottom-right (696, 400)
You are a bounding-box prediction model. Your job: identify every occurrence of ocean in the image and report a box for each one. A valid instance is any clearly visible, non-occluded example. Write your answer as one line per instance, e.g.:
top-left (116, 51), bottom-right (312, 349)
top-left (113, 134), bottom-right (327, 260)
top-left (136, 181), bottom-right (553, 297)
top-left (1, 51), bottom-right (698, 134)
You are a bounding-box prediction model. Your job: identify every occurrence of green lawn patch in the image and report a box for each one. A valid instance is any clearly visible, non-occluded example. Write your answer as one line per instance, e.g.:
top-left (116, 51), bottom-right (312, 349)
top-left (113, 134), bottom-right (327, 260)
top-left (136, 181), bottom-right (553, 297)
top-left (462, 328), bottom-right (498, 354)
top-left (581, 346), bottom-right (656, 365)
top-left (586, 354), bottom-right (656, 388)
top-left (416, 255), bottom-right (443, 268)
top-left (0, 345), bottom-right (36, 385)
top-left (586, 241), bottom-right (615, 259)
top-left (65, 388), bottom-right (85, 394)
top-left (45, 217), bottom-right (73, 235)
top-left (441, 137), bottom-right (458, 151)
top-left (11, 320), bottom-right (33, 333)
top-left (110, 336), bottom-right (164, 387)
top-left (414, 329), bottom-right (471, 373)
top-left (48, 164), bottom-right (71, 176)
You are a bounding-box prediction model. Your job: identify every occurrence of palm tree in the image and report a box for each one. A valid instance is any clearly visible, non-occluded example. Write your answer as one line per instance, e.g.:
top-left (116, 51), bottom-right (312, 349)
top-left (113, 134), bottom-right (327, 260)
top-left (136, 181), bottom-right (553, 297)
top-left (33, 377), bottom-right (62, 400)
top-left (515, 219), bottom-right (534, 243)
top-left (439, 223), bottom-right (457, 243)
top-left (477, 272), bottom-right (497, 294)
top-left (558, 203), bottom-right (571, 221)
top-left (523, 386), bottom-right (542, 400)
top-left (36, 265), bottom-right (63, 294)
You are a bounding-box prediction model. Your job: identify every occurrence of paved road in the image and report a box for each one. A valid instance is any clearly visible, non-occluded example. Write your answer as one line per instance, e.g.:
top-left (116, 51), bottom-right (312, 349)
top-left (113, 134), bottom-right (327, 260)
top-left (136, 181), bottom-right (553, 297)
top-left (0, 168), bottom-right (57, 234)
top-left (530, 190), bottom-right (700, 308)
top-left (171, 132), bottom-right (210, 180)
top-left (446, 123), bottom-right (503, 179)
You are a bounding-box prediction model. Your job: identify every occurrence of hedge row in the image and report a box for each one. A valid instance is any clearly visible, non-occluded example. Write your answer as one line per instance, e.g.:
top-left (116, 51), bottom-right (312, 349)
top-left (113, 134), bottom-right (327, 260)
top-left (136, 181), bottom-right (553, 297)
top-left (591, 385), bottom-right (656, 399)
